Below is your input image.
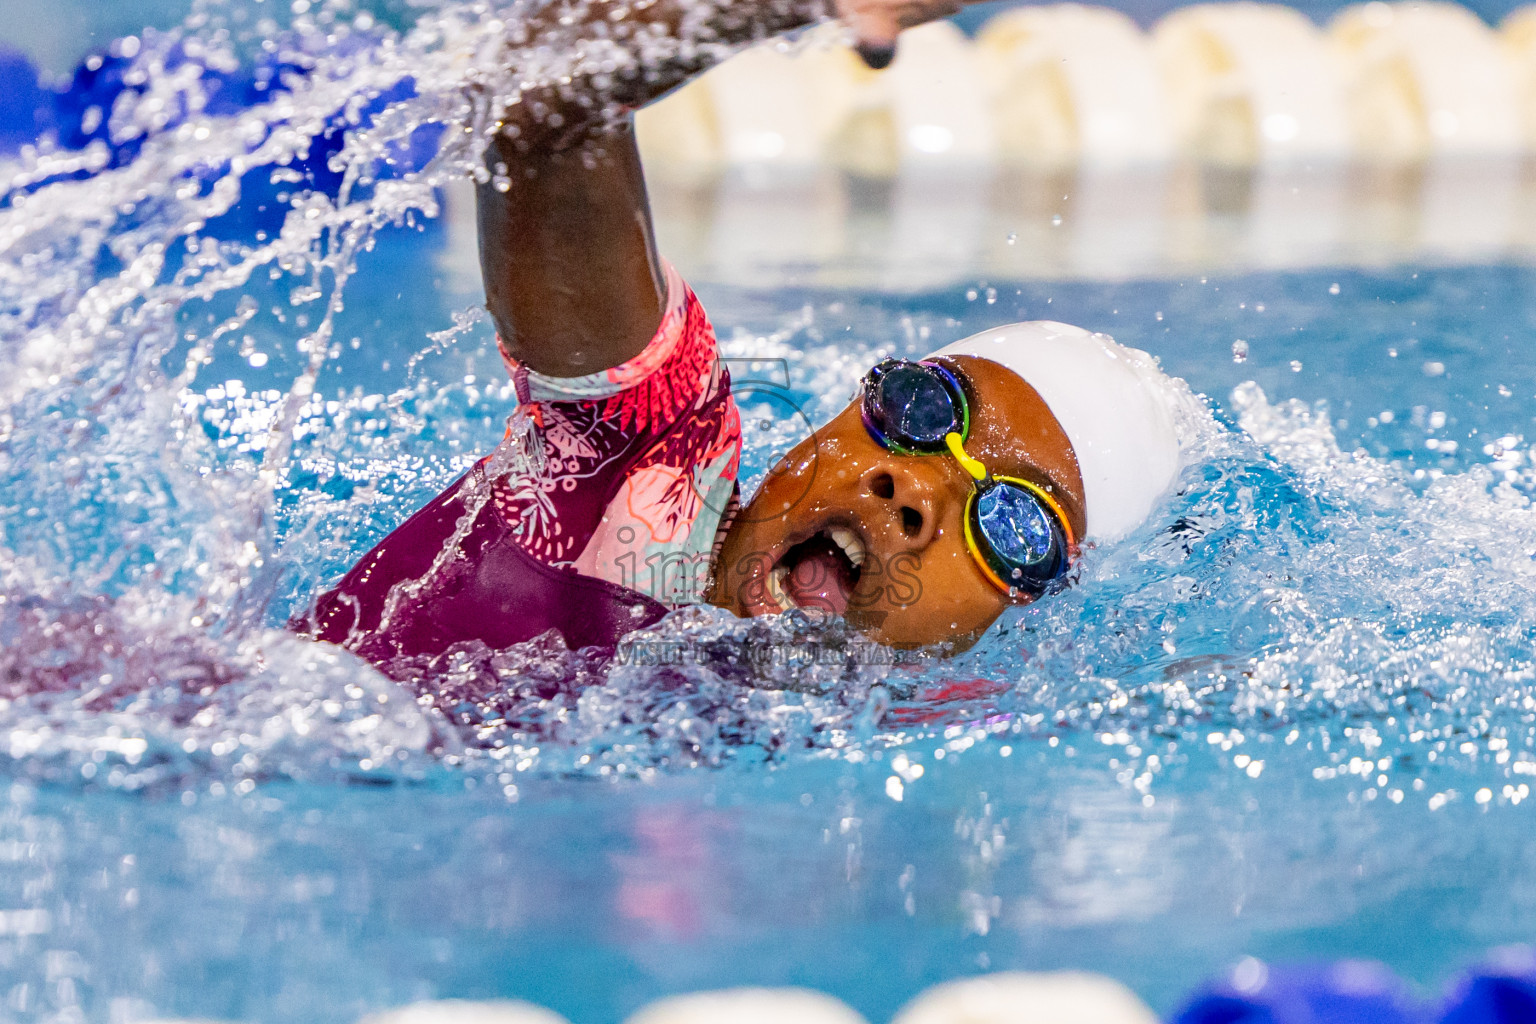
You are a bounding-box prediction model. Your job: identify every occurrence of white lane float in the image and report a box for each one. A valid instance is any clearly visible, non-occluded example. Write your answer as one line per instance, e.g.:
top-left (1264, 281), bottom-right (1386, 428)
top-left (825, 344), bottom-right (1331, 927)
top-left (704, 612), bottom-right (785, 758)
top-left (977, 6), bottom-right (1172, 168)
top-left (635, 32), bottom-right (855, 276)
top-left (358, 1001), bottom-right (571, 1024)
top-left (1329, 2), bottom-right (1523, 254)
top-left (1501, 7), bottom-right (1536, 150)
top-left (1329, 1), bottom-right (1521, 160)
top-left (581, 2), bottom-right (1536, 285)
top-left (804, 21), bottom-right (997, 177)
top-left (436, 176), bottom-right (483, 291)
top-left (883, 21), bottom-right (997, 170)
top-left (699, 30), bottom-right (861, 169)
top-left (889, 971), bottom-right (1160, 1024)
top-left (640, 21), bottom-right (992, 179)
top-left (868, 23), bottom-right (997, 287)
top-left (622, 987), bottom-right (868, 1024)
top-left (1152, 3), bottom-right (1351, 165)
top-left (635, 75), bottom-right (722, 180)
top-left (704, 31), bottom-right (854, 276)
top-left (639, 3), bottom-right (1536, 173)
top-left (634, 31), bottom-right (845, 176)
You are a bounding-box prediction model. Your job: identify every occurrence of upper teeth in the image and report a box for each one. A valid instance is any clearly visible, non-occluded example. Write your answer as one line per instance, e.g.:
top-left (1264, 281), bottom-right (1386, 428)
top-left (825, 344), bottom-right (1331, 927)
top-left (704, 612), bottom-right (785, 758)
top-left (766, 565), bottom-right (794, 611)
top-left (828, 526), bottom-right (866, 568)
top-left (762, 527), bottom-right (866, 615)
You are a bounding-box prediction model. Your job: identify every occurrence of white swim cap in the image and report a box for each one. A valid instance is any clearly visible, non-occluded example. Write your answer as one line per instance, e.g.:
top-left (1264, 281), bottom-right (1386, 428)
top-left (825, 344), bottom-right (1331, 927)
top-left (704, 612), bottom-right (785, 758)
top-left (929, 321), bottom-right (1184, 542)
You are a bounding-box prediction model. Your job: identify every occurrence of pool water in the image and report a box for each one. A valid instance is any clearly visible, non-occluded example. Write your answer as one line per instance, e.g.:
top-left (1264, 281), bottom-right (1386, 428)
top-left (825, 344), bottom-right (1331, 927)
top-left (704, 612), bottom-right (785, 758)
top-left (6, 5), bottom-right (1536, 1024)
top-left (8, 222), bottom-right (1536, 1020)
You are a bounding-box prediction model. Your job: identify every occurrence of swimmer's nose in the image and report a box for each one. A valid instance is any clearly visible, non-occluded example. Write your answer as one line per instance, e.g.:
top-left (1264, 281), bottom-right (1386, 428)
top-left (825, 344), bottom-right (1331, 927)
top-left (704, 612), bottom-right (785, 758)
top-left (862, 466), bottom-right (940, 551)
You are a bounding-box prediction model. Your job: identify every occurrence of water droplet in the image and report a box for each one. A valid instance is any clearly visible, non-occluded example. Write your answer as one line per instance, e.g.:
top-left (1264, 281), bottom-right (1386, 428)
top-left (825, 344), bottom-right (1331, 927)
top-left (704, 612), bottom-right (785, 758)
top-left (1005, 232), bottom-right (1017, 245)
top-left (1328, 282), bottom-right (1341, 295)
top-left (1231, 340), bottom-right (1249, 363)
top-left (1290, 360), bottom-right (1303, 372)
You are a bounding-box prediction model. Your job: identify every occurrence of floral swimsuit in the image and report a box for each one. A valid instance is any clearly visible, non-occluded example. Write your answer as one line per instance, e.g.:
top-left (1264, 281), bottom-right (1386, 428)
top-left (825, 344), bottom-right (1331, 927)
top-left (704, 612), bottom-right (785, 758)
top-left (492, 262), bottom-right (740, 604)
top-left (305, 263), bottom-right (742, 665)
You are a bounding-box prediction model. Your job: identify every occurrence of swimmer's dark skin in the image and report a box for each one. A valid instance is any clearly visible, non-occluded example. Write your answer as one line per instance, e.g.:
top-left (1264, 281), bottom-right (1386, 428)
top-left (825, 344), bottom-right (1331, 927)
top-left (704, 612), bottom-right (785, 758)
top-left (477, 0), bottom-right (1081, 649)
top-left (712, 357), bottom-right (1085, 649)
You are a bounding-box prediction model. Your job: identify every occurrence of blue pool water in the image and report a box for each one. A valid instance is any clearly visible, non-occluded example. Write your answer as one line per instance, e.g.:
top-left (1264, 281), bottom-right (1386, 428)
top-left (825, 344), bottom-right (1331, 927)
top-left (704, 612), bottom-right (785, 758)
top-left (8, 223), bottom-right (1536, 1021)
top-left (7, 5), bottom-right (1536, 1024)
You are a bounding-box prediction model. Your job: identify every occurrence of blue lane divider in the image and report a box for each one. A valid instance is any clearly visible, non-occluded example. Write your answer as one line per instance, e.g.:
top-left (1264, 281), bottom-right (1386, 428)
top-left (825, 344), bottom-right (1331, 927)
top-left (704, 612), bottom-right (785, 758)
top-left (1440, 974), bottom-right (1536, 1024)
top-left (1171, 953), bottom-right (1536, 1024)
top-left (1438, 952), bottom-right (1536, 1024)
top-left (1171, 961), bottom-right (1429, 1024)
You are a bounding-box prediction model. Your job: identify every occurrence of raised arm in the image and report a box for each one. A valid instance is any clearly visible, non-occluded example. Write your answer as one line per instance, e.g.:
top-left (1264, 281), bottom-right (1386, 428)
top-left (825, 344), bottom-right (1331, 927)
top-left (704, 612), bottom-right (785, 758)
top-left (477, 125), bottom-right (664, 378)
top-left (476, 0), bottom-right (965, 378)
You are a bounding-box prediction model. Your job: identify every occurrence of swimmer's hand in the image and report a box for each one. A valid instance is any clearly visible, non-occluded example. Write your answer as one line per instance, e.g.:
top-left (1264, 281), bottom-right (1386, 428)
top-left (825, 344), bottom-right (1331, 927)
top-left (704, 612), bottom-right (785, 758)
top-left (836, 0), bottom-right (966, 68)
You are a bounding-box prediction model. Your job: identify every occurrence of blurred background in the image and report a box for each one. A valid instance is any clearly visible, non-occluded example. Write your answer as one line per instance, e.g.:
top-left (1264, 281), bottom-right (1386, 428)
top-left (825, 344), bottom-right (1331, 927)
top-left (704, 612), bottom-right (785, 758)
top-left (3, 0), bottom-right (1532, 74)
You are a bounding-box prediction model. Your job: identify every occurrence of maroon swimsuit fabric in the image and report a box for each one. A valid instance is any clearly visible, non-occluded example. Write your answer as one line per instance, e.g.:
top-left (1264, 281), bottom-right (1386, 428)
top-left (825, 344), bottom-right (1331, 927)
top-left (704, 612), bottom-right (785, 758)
top-left (302, 271), bottom-right (737, 666)
top-left (304, 468), bottom-right (668, 665)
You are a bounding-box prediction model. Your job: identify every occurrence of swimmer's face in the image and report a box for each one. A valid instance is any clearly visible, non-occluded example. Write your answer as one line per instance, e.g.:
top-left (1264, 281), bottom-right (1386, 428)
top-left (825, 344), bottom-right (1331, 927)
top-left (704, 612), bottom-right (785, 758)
top-left (712, 356), bottom-right (1088, 650)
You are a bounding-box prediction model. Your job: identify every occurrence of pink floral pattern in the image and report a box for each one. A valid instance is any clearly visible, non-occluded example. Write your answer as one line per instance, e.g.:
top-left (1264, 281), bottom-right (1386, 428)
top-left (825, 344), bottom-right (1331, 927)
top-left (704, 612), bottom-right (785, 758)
top-left (489, 263), bottom-right (742, 604)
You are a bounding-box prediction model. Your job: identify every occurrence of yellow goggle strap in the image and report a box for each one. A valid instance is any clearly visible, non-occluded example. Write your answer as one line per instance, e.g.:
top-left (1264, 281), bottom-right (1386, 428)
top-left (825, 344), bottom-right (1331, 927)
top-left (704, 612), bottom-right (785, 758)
top-left (944, 431), bottom-right (988, 482)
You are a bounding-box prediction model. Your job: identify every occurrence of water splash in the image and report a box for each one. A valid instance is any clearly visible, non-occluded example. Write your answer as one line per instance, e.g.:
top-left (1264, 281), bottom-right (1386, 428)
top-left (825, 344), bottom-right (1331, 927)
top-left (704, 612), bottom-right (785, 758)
top-left (4, 0), bottom-right (1536, 828)
top-left (0, 0), bottom-right (911, 789)
top-left (0, 0), bottom-right (732, 782)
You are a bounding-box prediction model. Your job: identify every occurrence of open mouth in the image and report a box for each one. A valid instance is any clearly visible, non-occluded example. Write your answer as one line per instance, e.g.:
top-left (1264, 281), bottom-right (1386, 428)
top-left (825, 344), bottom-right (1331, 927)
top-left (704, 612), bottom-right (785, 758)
top-left (764, 525), bottom-right (867, 616)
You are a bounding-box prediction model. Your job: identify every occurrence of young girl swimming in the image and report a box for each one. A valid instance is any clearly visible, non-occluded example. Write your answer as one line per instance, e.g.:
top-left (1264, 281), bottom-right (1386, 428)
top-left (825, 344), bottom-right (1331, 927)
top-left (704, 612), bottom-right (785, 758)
top-left (300, 0), bottom-right (1191, 665)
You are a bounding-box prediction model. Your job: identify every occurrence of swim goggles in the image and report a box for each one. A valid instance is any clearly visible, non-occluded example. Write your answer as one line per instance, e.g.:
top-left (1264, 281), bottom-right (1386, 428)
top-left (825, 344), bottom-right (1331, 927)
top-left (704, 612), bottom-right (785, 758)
top-left (859, 359), bottom-right (1076, 599)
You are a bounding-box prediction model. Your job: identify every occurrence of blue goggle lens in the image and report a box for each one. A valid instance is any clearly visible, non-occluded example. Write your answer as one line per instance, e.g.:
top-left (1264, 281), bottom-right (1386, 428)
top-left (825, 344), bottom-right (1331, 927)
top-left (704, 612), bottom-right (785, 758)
top-left (876, 364), bottom-right (960, 448)
top-left (977, 484), bottom-right (1057, 570)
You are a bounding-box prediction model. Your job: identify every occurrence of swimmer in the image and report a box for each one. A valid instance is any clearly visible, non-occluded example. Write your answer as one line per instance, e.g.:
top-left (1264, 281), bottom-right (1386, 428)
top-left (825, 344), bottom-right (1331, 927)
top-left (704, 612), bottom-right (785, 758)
top-left (299, 0), bottom-right (1190, 664)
